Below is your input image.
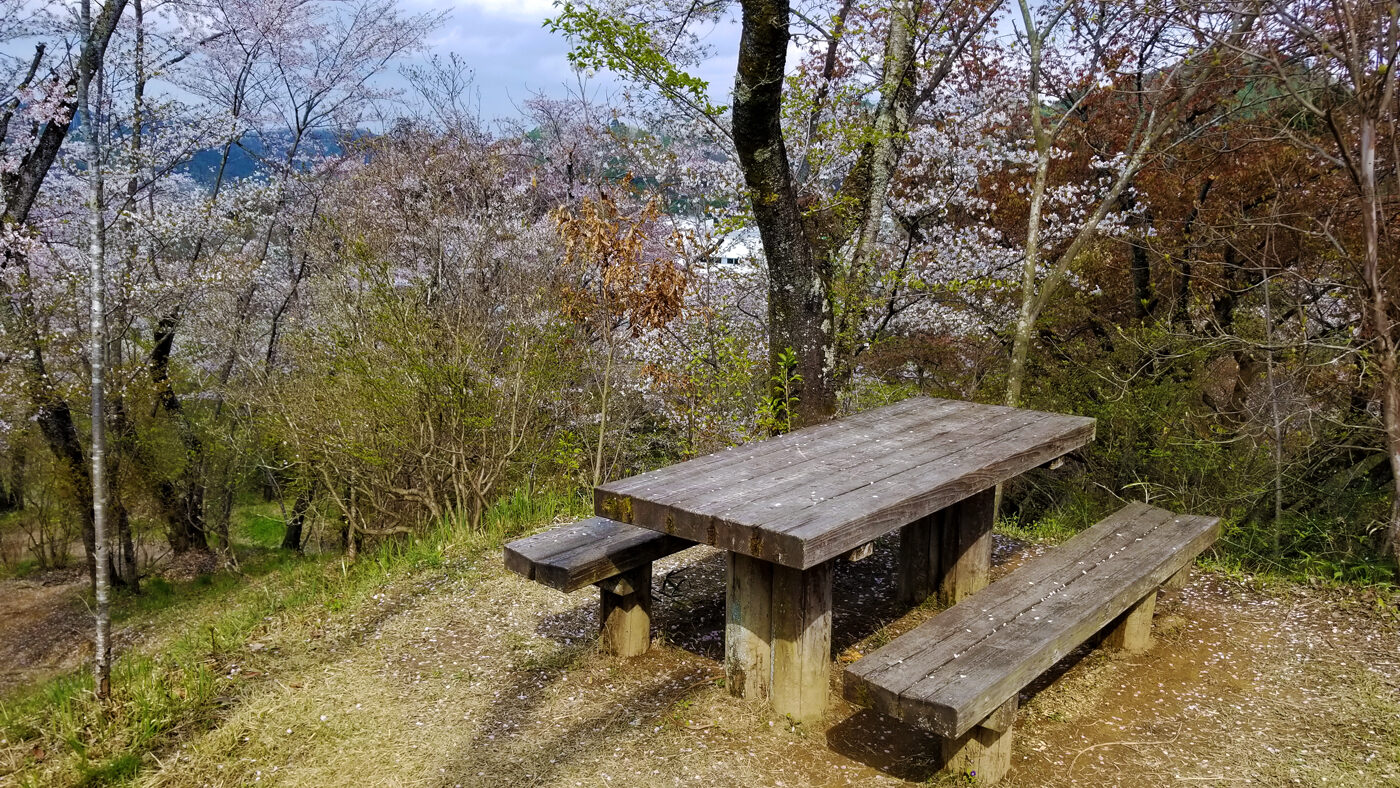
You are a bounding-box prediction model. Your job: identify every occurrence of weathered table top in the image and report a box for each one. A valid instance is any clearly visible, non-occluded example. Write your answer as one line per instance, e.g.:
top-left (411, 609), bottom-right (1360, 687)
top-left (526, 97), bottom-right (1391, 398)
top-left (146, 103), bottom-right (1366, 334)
top-left (595, 397), bottom-right (1095, 570)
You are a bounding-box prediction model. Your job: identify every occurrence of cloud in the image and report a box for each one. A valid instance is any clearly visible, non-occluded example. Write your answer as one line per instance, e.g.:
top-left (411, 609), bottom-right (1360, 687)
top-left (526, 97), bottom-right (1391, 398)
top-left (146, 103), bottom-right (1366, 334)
top-left (399, 0), bottom-right (740, 121)
top-left (414, 0), bottom-right (559, 23)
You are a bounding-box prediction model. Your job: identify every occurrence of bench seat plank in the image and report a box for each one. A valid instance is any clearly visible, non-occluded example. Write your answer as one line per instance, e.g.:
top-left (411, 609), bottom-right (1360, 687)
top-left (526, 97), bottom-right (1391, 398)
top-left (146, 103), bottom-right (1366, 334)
top-left (844, 503), bottom-right (1219, 738)
top-left (504, 517), bottom-right (692, 593)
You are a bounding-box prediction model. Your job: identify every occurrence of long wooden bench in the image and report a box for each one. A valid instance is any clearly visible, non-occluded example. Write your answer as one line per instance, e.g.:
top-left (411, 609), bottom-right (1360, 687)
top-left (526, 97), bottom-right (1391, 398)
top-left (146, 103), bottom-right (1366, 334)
top-left (505, 517), bottom-right (691, 656)
top-left (844, 502), bottom-right (1220, 784)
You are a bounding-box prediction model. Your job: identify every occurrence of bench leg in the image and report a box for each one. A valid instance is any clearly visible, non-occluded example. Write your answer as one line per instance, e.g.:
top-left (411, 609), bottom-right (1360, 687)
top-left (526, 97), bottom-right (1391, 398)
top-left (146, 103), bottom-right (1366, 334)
top-left (1105, 590), bottom-right (1157, 653)
top-left (941, 696), bottom-right (1016, 784)
top-left (726, 553), bottom-right (773, 700)
top-left (598, 564), bottom-right (652, 657)
top-left (770, 561), bottom-right (833, 726)
top-left (939, 488), bottom-right (995, 606)
top-left (1161, 563), bottom-right (1192, 592)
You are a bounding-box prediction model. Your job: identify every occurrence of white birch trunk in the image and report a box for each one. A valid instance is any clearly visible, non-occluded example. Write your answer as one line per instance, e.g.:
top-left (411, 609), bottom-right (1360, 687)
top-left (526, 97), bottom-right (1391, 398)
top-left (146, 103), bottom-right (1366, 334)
top-left (78, 0), bottom-right (112, 699)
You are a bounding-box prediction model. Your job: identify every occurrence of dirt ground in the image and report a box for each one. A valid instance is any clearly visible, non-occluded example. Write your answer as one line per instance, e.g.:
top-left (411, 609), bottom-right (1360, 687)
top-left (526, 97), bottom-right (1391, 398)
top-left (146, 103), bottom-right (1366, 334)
top-left (0, 569), bottom-right (90, 695)
top-left (116, 533), bottom-right (1400, 788)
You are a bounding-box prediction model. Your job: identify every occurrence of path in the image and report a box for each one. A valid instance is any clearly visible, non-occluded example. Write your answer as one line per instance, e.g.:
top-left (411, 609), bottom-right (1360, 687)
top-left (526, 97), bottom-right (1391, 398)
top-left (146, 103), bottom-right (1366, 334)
top-left (0, 570), bottom-right (90, 695)
top-left (120, 535), bottom-right (1400, 786)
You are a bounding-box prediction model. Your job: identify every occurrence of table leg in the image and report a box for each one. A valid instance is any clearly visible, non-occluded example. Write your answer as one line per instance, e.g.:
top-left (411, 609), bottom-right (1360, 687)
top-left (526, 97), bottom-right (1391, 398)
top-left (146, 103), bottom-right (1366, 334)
top-left (770, 561), bottom-right (832, 725)
top-left (939, 488), bottom-right (995, 605)
top-left (725, 554), bottom-right (833, 726)
top-left (726, 552), bottom-right (772, 700)
top-left (897, 509), bottom-right (942, 605)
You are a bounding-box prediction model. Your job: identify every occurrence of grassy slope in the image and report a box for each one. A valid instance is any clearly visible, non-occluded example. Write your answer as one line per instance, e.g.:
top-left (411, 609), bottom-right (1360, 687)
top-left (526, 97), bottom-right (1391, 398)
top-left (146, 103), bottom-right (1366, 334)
top-left (0, 496), bottom-right (1396, 787)
top-left (0, 489), bottom-right (587, 787)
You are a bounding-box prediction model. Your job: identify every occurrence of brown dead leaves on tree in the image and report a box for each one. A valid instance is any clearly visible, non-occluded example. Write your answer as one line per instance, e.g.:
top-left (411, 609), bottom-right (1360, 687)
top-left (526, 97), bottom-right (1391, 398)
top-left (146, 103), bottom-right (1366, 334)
top-left (553, 191), bottom-right (688, 336)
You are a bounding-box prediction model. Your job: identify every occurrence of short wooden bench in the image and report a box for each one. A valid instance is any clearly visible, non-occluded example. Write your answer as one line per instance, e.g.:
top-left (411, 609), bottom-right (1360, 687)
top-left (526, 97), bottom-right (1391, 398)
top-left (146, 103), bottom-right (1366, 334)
top-left (844, 502), bottom-right (1219, 783)
top-left (505, 517), bottom-right (691, 656)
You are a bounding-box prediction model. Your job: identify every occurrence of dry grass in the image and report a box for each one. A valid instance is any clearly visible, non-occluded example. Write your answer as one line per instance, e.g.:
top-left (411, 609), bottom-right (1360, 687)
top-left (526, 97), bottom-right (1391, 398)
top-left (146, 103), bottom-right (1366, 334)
top-left (4, 529), bottom-right (1398, 787)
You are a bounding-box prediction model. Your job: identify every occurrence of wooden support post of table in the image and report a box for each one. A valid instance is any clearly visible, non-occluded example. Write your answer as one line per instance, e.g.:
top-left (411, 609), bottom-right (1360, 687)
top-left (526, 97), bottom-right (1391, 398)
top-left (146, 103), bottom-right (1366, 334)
top-left (598, 565), bottom-right (652, 657)
top-left (1104, 590), bottom-right (1156, 652)
top-left (770, 561), bottom-right (833, 726)
top-left (897, 509), bottom-right (941, 606)
top-left (938, 488), bottom-right (995, 605)
top-left (726, 553), bottom-right (773, 700)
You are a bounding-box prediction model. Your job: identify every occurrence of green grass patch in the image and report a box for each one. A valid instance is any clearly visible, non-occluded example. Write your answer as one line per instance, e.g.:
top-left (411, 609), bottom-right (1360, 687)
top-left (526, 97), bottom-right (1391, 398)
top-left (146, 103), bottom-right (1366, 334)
top-left (995, 511), bottom-right (1084, 545)
top-left (228, 502), bottom-right (290, 549)
top-left (0, 484), bottom-right (585, 787)
top-left (0, 556), bottom-right (41, 580)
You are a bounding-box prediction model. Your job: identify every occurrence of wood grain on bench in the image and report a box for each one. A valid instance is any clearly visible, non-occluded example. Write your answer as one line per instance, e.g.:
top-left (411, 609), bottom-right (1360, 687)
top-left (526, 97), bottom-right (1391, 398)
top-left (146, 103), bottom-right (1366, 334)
top-left (504, 517), bottom-right (692, 593)
top-left (844, 502), bottom-right (1220, 738)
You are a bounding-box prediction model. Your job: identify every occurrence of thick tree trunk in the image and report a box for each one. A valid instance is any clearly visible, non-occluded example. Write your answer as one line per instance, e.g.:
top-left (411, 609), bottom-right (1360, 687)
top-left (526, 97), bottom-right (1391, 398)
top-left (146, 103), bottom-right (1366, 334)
top-left (281, 488), bottom-right (312, 552)
top-left (150, 311), bottom-right (208, 553)
top-left (734, 0), bottom-right (835, 426)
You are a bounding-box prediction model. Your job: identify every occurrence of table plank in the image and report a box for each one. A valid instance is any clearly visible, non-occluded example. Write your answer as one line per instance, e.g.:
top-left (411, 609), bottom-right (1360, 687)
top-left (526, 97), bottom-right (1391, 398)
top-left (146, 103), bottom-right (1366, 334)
top-left (660, 399), bottom-right (981, 517)
top-left (604, 405), bottom-right (1029, 565)
top-left (601, 397), bottom-right (932, 502)
top-left (595, 397), bottom-right (1095, 569)
top-left (718, 408), bottom-right (1041, 529)
top-left (670, 403), bottom-right (1018, 526)
top-left (777, 413), bottom-right (1095, 567)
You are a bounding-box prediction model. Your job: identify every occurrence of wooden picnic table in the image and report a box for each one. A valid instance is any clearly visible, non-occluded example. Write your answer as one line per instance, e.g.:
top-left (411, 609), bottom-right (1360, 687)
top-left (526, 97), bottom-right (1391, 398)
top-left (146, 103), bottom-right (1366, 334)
top-left (594, 396), bottom-right (1095, 724)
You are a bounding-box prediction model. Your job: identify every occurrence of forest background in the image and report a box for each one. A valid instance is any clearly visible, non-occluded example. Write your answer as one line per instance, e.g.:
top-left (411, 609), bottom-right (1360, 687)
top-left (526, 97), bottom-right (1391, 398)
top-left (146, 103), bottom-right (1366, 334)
top-left (0, 0), bottom-right (1397, 780)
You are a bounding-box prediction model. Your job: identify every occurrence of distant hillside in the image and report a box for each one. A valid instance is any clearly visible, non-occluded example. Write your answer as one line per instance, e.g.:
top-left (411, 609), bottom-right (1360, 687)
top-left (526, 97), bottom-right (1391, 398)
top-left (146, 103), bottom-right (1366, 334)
top-left (179, 129), bottom-right (358, 187)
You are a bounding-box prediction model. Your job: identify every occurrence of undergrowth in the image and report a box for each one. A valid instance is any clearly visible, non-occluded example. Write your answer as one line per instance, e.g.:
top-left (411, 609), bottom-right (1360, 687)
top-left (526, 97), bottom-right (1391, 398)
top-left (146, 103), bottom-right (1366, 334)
top-left (996, 505), bottom-right (1400, 618)
top-left (0, 484), bottom-right (586, 787)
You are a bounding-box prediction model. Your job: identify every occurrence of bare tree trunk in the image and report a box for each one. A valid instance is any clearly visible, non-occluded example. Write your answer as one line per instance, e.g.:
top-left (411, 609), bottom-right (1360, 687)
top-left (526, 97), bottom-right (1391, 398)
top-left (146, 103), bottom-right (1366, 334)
top-left (1261, 266), bottom-right (1286, 556)
top-left (1004, 0), bottom-right (1059, 410)
top-left (79, 0), bottom-right (112, 699)
top-left (0, 0), bottom-right (128, 591)
top-left (593, 340), bottom-right (615, 486)
top-left (1355, 115), bottom-right (1400, 565)
top-left (0, 443), bottom-right (21, 512)
top-left (832, 0), bottom-right (916, 387)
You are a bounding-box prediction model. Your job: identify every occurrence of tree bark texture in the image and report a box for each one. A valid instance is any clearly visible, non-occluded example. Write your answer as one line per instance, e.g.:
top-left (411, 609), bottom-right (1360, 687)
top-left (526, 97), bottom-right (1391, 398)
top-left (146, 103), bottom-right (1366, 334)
top-left (734, 0), bottom-right (836, 426)
top-left (282, 488), bottom-right (312, 552)
top-left (78, 0), bottom-right (113, 698)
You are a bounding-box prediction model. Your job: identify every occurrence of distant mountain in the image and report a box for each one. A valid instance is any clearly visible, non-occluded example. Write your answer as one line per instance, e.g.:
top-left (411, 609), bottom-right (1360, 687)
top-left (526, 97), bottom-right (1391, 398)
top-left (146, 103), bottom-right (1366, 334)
top-left (179, 129), bottom-right (360, 188)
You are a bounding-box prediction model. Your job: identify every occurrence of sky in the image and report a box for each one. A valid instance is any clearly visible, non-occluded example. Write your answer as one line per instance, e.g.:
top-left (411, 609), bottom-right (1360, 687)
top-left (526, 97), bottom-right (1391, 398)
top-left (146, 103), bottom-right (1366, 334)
top-left (404, 0), bottom-right (743, 123)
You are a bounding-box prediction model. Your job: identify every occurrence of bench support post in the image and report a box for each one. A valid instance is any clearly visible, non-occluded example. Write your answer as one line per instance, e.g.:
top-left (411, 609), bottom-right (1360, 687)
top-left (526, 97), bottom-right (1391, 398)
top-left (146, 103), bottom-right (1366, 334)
top-left (599, 564), bottom-right (652, 657)
top-left (939, 488), bottom-right (996, 605)
top-left (726, 553), bottom-right (773, 700)
top-left (1105, 590), bottom-right (1157, 652)
top-left (1161, 564), bottom-right (1192, 592)
top-left (771, 561), bottom-right (833, 726)
top-left (941, 696), bottom-right (1017, 784)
